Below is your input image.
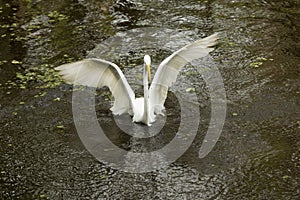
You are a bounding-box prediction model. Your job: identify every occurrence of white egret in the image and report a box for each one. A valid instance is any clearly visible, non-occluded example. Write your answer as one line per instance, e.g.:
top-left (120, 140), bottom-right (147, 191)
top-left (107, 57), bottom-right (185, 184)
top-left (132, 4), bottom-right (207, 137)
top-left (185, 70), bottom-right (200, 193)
top-left (55, 33), bottom-right (219, 126)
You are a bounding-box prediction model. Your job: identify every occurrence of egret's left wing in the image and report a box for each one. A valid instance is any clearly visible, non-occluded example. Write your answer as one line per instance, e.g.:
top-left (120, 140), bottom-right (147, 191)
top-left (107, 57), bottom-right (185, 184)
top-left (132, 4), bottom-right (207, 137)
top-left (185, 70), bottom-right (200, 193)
top-left (149, 33), bottom-right (219, 115)
top-left (55, 58), bottom-right (135, 115)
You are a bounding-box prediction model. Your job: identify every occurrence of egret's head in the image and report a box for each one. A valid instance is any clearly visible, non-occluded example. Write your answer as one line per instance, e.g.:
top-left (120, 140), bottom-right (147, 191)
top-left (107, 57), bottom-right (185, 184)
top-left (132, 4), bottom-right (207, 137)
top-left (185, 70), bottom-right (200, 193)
top-left (144, 55), bottom-right (151, 82)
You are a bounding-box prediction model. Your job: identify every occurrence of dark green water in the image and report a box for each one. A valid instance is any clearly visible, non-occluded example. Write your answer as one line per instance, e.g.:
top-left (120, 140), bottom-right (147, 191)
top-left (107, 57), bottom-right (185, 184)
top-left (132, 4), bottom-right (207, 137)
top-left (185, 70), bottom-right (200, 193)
top-left (0, 0), bottom-right (299, 199)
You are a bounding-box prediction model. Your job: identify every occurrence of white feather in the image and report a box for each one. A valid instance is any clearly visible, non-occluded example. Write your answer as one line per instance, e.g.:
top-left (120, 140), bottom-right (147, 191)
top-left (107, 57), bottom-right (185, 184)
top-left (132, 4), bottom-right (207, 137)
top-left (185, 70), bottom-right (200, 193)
top-left (56, 33), bottom-right (219, 126)
top-left (144, 55), bottom-right (151, 65)
top-left (55, 58), bottom-right (135, 115)
top-left (149, 32), bottom-right (219, 115)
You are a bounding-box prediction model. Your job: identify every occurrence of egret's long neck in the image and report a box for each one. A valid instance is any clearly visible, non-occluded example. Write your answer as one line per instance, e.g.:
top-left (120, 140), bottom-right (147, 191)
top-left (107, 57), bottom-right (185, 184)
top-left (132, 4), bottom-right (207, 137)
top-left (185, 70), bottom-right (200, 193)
top-left (143, 64), bottom-right (149, 124)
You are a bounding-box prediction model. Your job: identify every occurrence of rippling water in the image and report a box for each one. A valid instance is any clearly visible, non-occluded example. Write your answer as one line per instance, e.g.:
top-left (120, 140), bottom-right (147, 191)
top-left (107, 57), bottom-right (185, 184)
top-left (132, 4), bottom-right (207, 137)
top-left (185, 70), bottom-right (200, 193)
top-left (0, 0), bottom-right (299, 199)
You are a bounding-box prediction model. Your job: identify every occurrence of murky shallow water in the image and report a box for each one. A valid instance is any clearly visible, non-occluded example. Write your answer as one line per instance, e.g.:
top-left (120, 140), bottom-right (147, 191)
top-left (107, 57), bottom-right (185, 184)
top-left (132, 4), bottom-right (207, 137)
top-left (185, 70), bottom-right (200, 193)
top-left (0, 0), bottom-right (299, 199)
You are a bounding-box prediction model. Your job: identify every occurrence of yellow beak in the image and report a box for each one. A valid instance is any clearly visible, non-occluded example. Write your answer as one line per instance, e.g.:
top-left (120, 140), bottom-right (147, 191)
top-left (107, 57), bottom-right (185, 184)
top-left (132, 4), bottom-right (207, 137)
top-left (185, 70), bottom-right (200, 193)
top-left (146, 64), bottom-right (151, 82)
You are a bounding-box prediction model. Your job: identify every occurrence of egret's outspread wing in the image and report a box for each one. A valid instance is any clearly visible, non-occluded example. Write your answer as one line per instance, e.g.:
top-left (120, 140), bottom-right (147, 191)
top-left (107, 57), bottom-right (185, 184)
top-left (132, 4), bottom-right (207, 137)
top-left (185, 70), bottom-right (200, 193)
top-left (55, 58), bottom-right (135, 115)
top-left (149, 33), bottom-right (219, 115)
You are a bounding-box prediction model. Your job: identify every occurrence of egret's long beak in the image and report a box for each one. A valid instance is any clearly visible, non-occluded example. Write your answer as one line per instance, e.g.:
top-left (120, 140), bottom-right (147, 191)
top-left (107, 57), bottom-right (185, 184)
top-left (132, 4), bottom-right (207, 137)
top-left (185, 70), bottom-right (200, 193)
top-left (146, 64), bottom-right (151, 82)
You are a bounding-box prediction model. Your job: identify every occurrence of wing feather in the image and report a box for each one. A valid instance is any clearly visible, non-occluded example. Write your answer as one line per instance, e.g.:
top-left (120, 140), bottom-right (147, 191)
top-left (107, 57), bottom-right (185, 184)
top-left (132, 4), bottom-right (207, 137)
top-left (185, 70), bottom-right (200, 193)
top-left (55, 58), bottom-right (135, 115)
top-left (149, 33), bottom-right (219, 114)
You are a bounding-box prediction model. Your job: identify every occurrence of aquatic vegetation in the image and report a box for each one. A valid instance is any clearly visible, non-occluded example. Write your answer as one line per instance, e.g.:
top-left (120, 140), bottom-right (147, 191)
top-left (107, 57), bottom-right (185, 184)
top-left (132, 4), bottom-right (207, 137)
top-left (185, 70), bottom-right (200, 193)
top-left (186, 87), bottom-right (196, 93)
top-left (47, 11), bottom-right (69, 22)
top-left (232, 112), bottom-right (238, 116)
top-left (250, 56), bottom-right (274, 68)
top-left (14, 64), bottom-right (63, 89)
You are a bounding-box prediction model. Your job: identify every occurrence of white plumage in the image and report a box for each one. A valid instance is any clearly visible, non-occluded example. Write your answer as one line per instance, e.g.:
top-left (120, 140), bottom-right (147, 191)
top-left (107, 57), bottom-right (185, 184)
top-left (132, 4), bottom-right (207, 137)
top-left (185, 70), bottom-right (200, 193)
top-left (55, 33), bottom-right (219, 126)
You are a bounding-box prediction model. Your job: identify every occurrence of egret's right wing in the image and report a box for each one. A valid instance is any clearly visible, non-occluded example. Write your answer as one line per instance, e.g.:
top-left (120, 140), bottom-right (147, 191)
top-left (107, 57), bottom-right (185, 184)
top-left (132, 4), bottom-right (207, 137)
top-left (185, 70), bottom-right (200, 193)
top-left (149, 33), bottom-right (219, 115)
top-left (55, 58), bottom-right (135, 115)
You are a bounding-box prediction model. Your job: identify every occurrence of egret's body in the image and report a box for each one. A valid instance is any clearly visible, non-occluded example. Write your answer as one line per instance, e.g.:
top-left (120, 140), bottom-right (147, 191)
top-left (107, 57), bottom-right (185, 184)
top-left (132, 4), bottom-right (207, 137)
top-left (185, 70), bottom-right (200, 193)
top-left (56, 33), bottom-right (219, 126)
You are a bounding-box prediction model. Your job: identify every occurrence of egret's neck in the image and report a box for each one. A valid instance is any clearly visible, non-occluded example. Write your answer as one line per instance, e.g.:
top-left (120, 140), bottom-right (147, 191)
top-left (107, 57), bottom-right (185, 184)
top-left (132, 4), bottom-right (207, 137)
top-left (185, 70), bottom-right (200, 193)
top-left (143, 65), bottom-right (149, 125)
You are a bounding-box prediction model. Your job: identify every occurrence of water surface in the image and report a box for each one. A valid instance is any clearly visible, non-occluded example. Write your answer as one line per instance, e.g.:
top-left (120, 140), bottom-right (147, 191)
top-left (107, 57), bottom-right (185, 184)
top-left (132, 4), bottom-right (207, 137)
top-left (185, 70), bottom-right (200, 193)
top-left (0, 0), bottom-right (299, 199)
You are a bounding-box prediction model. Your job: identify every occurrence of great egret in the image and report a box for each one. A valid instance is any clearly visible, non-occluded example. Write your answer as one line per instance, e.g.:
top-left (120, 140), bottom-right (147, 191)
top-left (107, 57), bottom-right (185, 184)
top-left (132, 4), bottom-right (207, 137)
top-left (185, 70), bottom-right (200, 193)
top-left (56, 33), bottom-right (219, 126)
